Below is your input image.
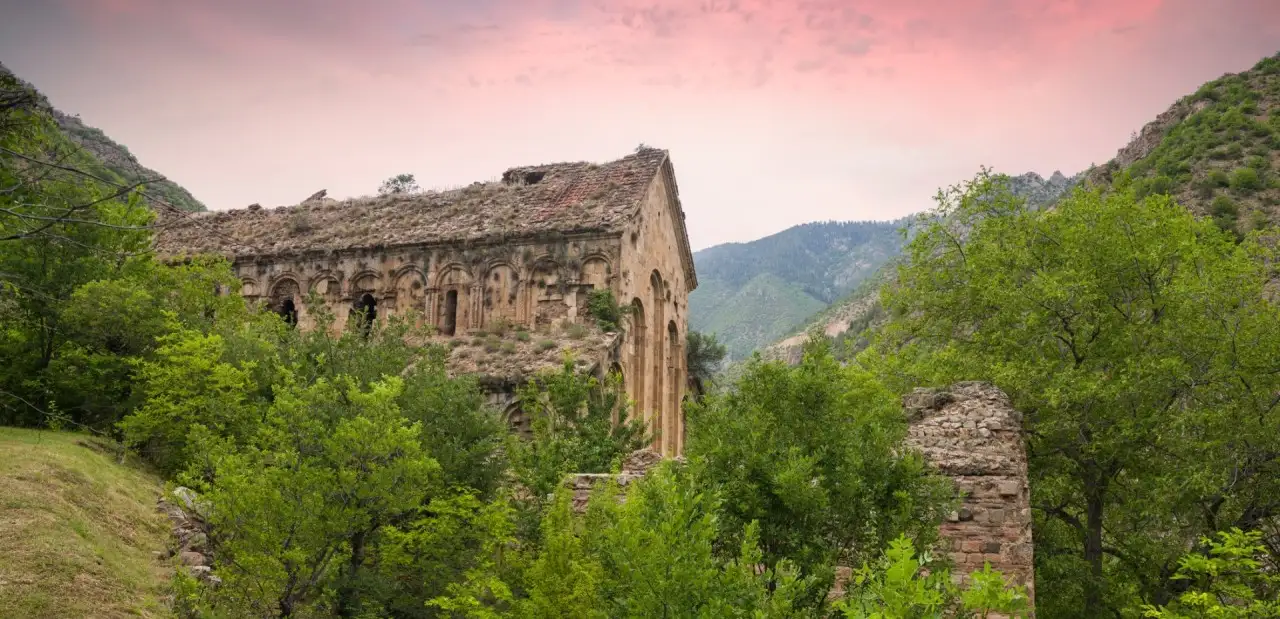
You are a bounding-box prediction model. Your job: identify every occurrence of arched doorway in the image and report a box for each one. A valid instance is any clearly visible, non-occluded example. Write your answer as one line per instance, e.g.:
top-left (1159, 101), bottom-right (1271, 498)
top-left (279, 299), bottom-right (298, 327)
top-left (355, 293), bottom-right (377, 337)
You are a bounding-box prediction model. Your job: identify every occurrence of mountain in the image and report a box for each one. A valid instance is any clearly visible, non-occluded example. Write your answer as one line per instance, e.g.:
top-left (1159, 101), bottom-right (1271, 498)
top-left (757, 50), bottom-right (1280, 368)
top-left (758, 170), bottom-right (1080, 365)
top-left (690, 220), bottom-right (906, 359)
top-left (0, 62), bottom-right (205, 212)
top-left (1087, 52), bottom-right (1279, 233)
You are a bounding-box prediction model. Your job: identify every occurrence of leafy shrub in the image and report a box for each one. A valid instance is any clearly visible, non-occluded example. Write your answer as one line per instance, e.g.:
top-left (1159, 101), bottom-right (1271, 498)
top-left (1208, 169), bottom-right (1231, 187)
top-left (500, 341), bottom-right (516, 355)
top-left (1230, 166), bottom-right (1263, 191)
top-left (834, 535), bottom-right (1031, 619)
top-left (585, 288), bottom-right (628, 332)
top-left (1139, 529), bottom-right (1280, 618)
top-left (515, 330), bottom-right (531, 342)
top-left (536, 339), bottom-right (558, 352)
top-left (483, 335), bottom-right (501, 352)
top-left (1212, 195), bottom-right (1240, 217)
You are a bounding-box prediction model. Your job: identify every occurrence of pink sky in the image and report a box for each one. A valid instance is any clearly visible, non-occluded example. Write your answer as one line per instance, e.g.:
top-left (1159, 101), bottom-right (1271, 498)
top-left (2, 0), bottom-right (1277, 249)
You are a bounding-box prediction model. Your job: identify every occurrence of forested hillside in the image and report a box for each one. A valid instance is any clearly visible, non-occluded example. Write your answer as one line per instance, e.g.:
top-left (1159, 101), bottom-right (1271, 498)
top-left (690, 220), bottom-right (904, 359)
top-left (0, 62), bottom-right (205, 213)
top-left (757, 170), bottom-right (1078, 364)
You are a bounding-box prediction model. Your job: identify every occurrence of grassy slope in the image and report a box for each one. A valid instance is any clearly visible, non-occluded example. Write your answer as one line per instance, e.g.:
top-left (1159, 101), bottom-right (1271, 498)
top-left (0, 427), bottom-right (172, 618)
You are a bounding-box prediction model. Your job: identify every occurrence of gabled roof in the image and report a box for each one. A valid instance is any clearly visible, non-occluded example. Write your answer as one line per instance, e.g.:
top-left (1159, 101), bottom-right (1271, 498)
top-left (155, 147), bottom-right (674, 259)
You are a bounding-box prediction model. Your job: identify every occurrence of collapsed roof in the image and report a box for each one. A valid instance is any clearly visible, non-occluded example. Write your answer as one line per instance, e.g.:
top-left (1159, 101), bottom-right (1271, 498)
top-left (154, 148), bottom-right (675, 259)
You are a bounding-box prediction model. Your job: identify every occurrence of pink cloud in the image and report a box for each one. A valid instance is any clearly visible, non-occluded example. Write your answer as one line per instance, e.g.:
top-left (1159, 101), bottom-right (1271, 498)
top-left (18, 0), bottom-right (1279, 248)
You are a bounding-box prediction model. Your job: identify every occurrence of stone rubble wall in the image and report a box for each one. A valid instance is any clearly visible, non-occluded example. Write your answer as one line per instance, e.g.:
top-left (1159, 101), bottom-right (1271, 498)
top-left (903, 381), bottom-right (1035, 607)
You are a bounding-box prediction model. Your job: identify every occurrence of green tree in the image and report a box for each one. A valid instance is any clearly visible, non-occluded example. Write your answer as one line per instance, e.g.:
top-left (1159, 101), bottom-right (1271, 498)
top-left (188, 375), bottom-right (441, 618)
top-left (835, 535), bottom-right (1031, 619)
top-left (687, 339), bottom-right (953, 604)
top-left (871, 170), bottom-right (1280, 616)
top-left (379, 173), bottom-right (421, 196)
top-left (1140, 529), bottom-right (1280, 619)
top-left (685, 330), bottom-right (727, 395)
top-left (509, 356), bottom-right (649, 506)
top-left (431, 463), bottom-right (811, 618)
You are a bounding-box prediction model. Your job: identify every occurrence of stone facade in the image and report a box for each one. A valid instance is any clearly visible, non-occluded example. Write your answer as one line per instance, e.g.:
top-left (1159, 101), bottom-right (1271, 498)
top-left (155, 148), bottom-right (697, 457)
top-left (903, 382), bottom-right (1035, 607)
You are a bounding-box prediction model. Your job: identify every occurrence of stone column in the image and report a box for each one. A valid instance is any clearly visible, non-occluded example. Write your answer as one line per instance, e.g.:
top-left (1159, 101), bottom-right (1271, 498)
top-left (424, 288), bottom-right (439, 329)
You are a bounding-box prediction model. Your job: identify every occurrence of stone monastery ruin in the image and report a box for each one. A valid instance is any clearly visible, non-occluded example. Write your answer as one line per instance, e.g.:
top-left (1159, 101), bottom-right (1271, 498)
top-left (155, 147), bottom-right (697, 456)
top-left (156, 147), bottom-right (1035, 600)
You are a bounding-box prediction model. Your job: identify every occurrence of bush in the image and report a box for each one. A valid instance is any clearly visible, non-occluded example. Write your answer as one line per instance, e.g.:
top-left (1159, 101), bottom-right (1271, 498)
top-left (1230, 167), bottom-right (1263, 191)
top-left (585, 289), bottom-right (628, 332)
top-left (1211, 195), bottom-right (1239, 217)
top-left (565, 322), bottom-right (589, 340)
top-left (536, 339), bottom-right (558, 352)
top-left (1208, 169), bottom-right (1231, 187)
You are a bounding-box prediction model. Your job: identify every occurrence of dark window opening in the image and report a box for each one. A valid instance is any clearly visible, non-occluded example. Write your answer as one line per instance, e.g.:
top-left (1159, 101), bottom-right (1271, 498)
top-left (279, 299), bottom-right (298, 327)
top-left (357, 293), bottom-right (376, 337)
top-left (442, 290), bottom-right (458, 336)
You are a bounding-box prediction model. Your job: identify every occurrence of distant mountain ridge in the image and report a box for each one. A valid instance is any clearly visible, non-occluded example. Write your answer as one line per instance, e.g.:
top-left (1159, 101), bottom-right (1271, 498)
top-left (0, 62), bottom-right (206, 213)
top-left (757, 169), bottom-right (1081, 365)
top-left (690, 219), bottom-right (906, 359)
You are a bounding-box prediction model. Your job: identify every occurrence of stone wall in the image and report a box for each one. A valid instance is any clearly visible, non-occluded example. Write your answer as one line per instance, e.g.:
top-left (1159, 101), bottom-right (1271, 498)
top-left (232, 234), bottom-right (624, 338)
top-left (616, 161), bottom-right (692, 458)
top-left (903, 382), bottom-right (1035, 606)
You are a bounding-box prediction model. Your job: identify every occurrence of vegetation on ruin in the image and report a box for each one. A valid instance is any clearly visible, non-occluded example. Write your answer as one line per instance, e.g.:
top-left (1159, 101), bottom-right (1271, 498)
top-left (869, 168), bottom-right (1280, 617)
top-left (5, 43), bottom-right (1280, 619)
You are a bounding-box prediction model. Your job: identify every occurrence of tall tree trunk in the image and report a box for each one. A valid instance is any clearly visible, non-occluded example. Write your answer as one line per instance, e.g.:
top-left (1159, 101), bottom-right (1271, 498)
top-left (1083, 479), bottom-right (1106, 616)
top-left (336, 528), bottom-right (369, 618)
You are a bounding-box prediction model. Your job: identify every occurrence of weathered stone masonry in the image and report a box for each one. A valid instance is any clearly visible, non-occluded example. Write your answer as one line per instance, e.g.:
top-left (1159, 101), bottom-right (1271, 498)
top-left (155, 147), bottom-right (697, 457)
top-left (903, 382), bottom-right (1035, 605)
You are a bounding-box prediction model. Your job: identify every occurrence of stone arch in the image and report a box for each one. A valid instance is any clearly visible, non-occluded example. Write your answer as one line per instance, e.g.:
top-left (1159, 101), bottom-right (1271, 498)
top-left (393, 267), bottom-right (427, 320)
top-left (503, 402), bottom-right (533, 439)
top-left (649, 270), bottom-right (666, 451)
top-left (349, 270), bottom-right (381, 296)
top-left (666, 320), bottom-right (681, 457)
top-left (629, 297), bottom-right (647, 424)
top-left (581, 254), bottom-right (611, 290)
top-left (309, 272), bottom-right (342, 301)
top-left (483, 262), bottom-right (520, 327)
top-left (269, 277), bottom-right (302, 327)
top-left (436, 264), bottom-right (472, 336)
top-left (269, 276), bottom-right (301, 310)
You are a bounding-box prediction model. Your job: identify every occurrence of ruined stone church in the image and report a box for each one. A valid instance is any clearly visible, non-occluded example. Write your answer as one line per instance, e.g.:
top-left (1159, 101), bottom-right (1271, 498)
top-left (155, 147), bottom-right (697, 457)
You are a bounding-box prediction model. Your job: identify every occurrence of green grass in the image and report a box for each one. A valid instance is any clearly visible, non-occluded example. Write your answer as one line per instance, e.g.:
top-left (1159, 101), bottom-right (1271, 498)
top-left (0, 427), bottom-right (173, 618)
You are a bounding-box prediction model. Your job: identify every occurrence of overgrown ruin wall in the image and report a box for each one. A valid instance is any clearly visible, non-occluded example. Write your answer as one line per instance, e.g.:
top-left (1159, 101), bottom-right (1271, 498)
top-left (567, 381), bottom-right (1035, 608)
top-left (903, 381), bottom-right (1035, 605)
